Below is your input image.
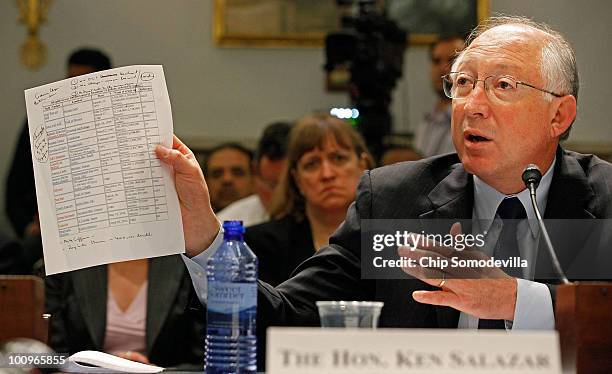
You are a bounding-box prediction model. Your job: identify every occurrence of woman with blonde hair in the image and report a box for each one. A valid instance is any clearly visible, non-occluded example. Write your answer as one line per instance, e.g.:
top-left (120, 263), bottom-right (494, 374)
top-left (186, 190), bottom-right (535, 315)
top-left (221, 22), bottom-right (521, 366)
top-left (244, 113), bottom-right (374, 286)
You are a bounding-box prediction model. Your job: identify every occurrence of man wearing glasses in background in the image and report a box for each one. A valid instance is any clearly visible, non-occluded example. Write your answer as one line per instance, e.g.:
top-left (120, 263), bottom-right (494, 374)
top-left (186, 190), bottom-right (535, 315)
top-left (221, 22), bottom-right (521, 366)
top-left (156, 15), bottom-right (611, 349)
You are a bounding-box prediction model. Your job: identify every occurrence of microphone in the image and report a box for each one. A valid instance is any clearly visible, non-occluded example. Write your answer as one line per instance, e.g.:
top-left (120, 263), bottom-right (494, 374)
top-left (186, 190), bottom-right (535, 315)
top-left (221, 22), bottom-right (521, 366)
top-left (522, 164), bottom-right (569, 284)
top-left (522, 164), bottom-right (541, 190)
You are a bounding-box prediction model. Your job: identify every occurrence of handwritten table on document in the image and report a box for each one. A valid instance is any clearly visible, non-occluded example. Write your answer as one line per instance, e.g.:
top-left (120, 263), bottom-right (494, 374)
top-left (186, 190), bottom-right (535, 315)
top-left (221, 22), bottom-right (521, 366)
top-left (25, 66), bottom-right (185, 275)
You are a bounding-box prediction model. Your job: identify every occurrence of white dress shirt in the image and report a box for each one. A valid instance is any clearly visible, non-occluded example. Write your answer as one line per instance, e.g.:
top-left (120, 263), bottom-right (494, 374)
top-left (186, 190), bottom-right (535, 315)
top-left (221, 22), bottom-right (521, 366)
top-left (217, 194), bottom-right (269, 227)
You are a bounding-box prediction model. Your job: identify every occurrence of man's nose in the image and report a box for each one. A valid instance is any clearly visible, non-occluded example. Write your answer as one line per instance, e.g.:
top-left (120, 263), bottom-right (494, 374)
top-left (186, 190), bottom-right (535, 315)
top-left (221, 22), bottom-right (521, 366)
top-left (221, 172), bottom-right (234, 183)
top-left (462, 80), bottom-right (491, 118)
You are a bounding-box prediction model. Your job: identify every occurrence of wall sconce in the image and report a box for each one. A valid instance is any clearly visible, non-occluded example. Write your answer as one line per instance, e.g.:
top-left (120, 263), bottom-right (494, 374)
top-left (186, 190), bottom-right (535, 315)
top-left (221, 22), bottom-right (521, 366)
top-left (17, 0), bottom-right (52, 70)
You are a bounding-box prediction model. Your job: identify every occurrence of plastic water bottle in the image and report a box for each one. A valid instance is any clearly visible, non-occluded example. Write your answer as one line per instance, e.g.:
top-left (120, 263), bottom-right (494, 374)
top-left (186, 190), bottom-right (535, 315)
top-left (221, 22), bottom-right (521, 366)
top-left (206, 220), bottom-right (258, 373)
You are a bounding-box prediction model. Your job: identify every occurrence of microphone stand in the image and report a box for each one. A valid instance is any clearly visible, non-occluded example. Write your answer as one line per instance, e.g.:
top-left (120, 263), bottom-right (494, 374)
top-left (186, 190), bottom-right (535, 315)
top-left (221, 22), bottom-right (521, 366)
top-left (525, 182), bottom-right (569, 284)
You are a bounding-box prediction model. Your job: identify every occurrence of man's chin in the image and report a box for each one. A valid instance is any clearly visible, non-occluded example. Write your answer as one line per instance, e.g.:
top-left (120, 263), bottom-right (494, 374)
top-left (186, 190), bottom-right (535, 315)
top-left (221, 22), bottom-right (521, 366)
top-left (460, 157), bottom-right (495, 179)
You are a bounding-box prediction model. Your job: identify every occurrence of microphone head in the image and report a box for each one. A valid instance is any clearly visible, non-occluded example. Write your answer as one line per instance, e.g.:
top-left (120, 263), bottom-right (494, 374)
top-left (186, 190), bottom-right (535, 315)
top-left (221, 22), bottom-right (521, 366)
top-left (522, 164), bottom-right (542, 189)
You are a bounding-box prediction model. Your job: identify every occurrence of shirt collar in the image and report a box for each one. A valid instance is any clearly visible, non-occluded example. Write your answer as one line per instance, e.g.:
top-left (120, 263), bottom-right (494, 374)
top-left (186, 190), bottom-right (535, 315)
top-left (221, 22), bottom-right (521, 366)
top-left (473, 156), bottom-right (556, 236)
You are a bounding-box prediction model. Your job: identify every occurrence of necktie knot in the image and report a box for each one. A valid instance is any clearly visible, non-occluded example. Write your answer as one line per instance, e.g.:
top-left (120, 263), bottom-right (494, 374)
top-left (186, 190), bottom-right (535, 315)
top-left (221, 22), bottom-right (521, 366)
top-left (496, 197), bottom-right (527, 220)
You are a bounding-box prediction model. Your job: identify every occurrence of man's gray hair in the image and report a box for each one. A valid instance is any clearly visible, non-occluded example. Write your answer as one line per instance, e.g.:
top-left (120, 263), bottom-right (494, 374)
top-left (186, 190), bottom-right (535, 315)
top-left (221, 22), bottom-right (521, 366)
top-left (459, 15), bottom-right (579, 140)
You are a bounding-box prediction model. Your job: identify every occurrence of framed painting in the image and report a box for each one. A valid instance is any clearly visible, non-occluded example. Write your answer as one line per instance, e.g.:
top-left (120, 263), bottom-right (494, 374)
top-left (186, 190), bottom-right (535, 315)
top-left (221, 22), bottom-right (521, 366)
top-left (213, 0), bottom-right (489, 47)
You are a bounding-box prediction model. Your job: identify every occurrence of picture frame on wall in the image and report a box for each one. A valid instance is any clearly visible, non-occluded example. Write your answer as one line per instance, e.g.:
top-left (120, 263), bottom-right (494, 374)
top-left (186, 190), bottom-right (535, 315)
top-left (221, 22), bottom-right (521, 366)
top-left (213, 0), bottom-right (489, 48)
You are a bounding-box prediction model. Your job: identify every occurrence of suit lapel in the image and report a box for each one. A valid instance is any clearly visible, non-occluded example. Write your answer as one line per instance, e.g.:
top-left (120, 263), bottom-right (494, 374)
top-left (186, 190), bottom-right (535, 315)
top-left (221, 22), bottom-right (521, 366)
top-left (418, 164), bottom-right (473, 328)
top-left (418, 163), bottom-right (474, 240)
top-left (545, 147), bottom-right (594, 220)
top-left (536, 147), bottom-right (596, 278)
top-left (419, 163), bottom-right (474, 221)
top-left (146, 255), bottom-right (185, 354)
top-left (71, 265), bottom-right (107, 349)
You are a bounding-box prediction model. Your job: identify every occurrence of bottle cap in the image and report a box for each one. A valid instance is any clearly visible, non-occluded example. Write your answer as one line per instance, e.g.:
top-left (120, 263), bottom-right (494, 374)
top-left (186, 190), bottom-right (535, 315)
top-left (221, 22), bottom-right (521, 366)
top-left (222, 220), bottom-right (245, 239)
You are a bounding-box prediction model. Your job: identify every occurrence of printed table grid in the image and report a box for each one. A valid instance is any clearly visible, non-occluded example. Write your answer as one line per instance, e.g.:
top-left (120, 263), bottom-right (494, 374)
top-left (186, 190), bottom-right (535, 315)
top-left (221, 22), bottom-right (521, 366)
top-left (44, 82), bottom-right (168, 238)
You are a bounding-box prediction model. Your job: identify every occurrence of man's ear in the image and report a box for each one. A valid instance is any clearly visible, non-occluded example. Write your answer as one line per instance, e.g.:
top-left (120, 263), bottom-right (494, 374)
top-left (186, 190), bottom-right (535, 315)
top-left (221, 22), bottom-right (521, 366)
top-left (550, 95), bottom-right (577, 138)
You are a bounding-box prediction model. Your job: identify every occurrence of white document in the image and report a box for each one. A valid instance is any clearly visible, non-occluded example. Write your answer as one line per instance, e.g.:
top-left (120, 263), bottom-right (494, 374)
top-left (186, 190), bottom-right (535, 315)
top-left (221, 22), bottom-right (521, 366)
top-left (64, 351), bottom-right (164, 373)
top-left (24, 65), bottom-right (184, 275)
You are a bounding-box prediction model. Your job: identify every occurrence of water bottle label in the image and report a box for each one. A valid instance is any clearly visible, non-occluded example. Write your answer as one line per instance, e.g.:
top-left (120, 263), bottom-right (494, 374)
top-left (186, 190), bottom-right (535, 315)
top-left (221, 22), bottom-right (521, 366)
top-left (208, 282), bottom-right (257, 314)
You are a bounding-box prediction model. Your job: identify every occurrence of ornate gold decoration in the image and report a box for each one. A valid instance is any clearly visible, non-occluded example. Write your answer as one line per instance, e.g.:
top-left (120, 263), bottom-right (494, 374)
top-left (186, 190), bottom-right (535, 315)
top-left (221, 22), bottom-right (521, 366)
top-left (17, 0), bottom-right (52, 70)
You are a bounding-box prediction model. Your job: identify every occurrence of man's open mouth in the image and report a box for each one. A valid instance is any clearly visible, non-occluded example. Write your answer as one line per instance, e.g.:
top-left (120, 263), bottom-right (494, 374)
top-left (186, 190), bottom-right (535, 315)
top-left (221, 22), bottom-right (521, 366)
top-left (467, 134), bottom-right (491, 142)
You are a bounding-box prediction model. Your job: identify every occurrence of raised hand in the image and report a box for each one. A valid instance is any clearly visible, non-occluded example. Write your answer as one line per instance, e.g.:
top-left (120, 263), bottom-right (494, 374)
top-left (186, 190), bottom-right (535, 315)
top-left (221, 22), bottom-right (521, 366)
top-left (399, 223), bottom-right (518, 321)
top-left (156, 135), bottom-right (220, 257)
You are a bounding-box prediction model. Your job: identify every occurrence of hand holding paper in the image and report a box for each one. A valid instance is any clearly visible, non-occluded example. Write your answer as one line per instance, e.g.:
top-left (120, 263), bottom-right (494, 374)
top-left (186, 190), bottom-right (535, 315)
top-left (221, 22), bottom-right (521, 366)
top-left (155, 136), bottom-right (220, 257)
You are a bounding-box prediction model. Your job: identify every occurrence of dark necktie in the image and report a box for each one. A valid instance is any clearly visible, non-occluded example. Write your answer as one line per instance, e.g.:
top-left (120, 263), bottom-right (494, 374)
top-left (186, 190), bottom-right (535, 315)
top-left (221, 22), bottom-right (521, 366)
top-left (478, 197), bottom-right (527, 329)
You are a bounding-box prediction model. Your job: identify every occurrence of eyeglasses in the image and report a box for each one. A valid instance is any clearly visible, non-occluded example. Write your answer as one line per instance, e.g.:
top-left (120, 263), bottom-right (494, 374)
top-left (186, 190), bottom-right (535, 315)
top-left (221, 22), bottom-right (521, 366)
top-left (442, 72), bottom-right (564, 102)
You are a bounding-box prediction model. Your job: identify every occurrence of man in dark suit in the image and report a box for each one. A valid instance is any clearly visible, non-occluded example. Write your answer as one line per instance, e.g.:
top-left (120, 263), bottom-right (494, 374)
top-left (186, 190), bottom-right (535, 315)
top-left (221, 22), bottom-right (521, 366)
top-left (155, 15), bottom-right (610, 367)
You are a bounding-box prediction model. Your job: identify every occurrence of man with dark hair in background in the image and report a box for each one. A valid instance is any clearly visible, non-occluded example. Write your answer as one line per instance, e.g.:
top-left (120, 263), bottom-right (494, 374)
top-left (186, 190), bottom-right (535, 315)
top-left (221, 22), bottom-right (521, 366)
top-left (218, 122), bottom-right (292, 226)
top-left (414, 36), bottom-right (465, 157)
top-left (6, 48), bottom-right (112, 239)
top-left (205, 143), bottom-right (254, 212)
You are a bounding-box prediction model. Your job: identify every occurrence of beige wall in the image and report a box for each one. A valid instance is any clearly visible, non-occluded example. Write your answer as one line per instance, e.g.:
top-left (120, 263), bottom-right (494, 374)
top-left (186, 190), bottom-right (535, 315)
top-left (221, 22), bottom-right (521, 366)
top-left (0, 0), bottom-right (610, 235)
